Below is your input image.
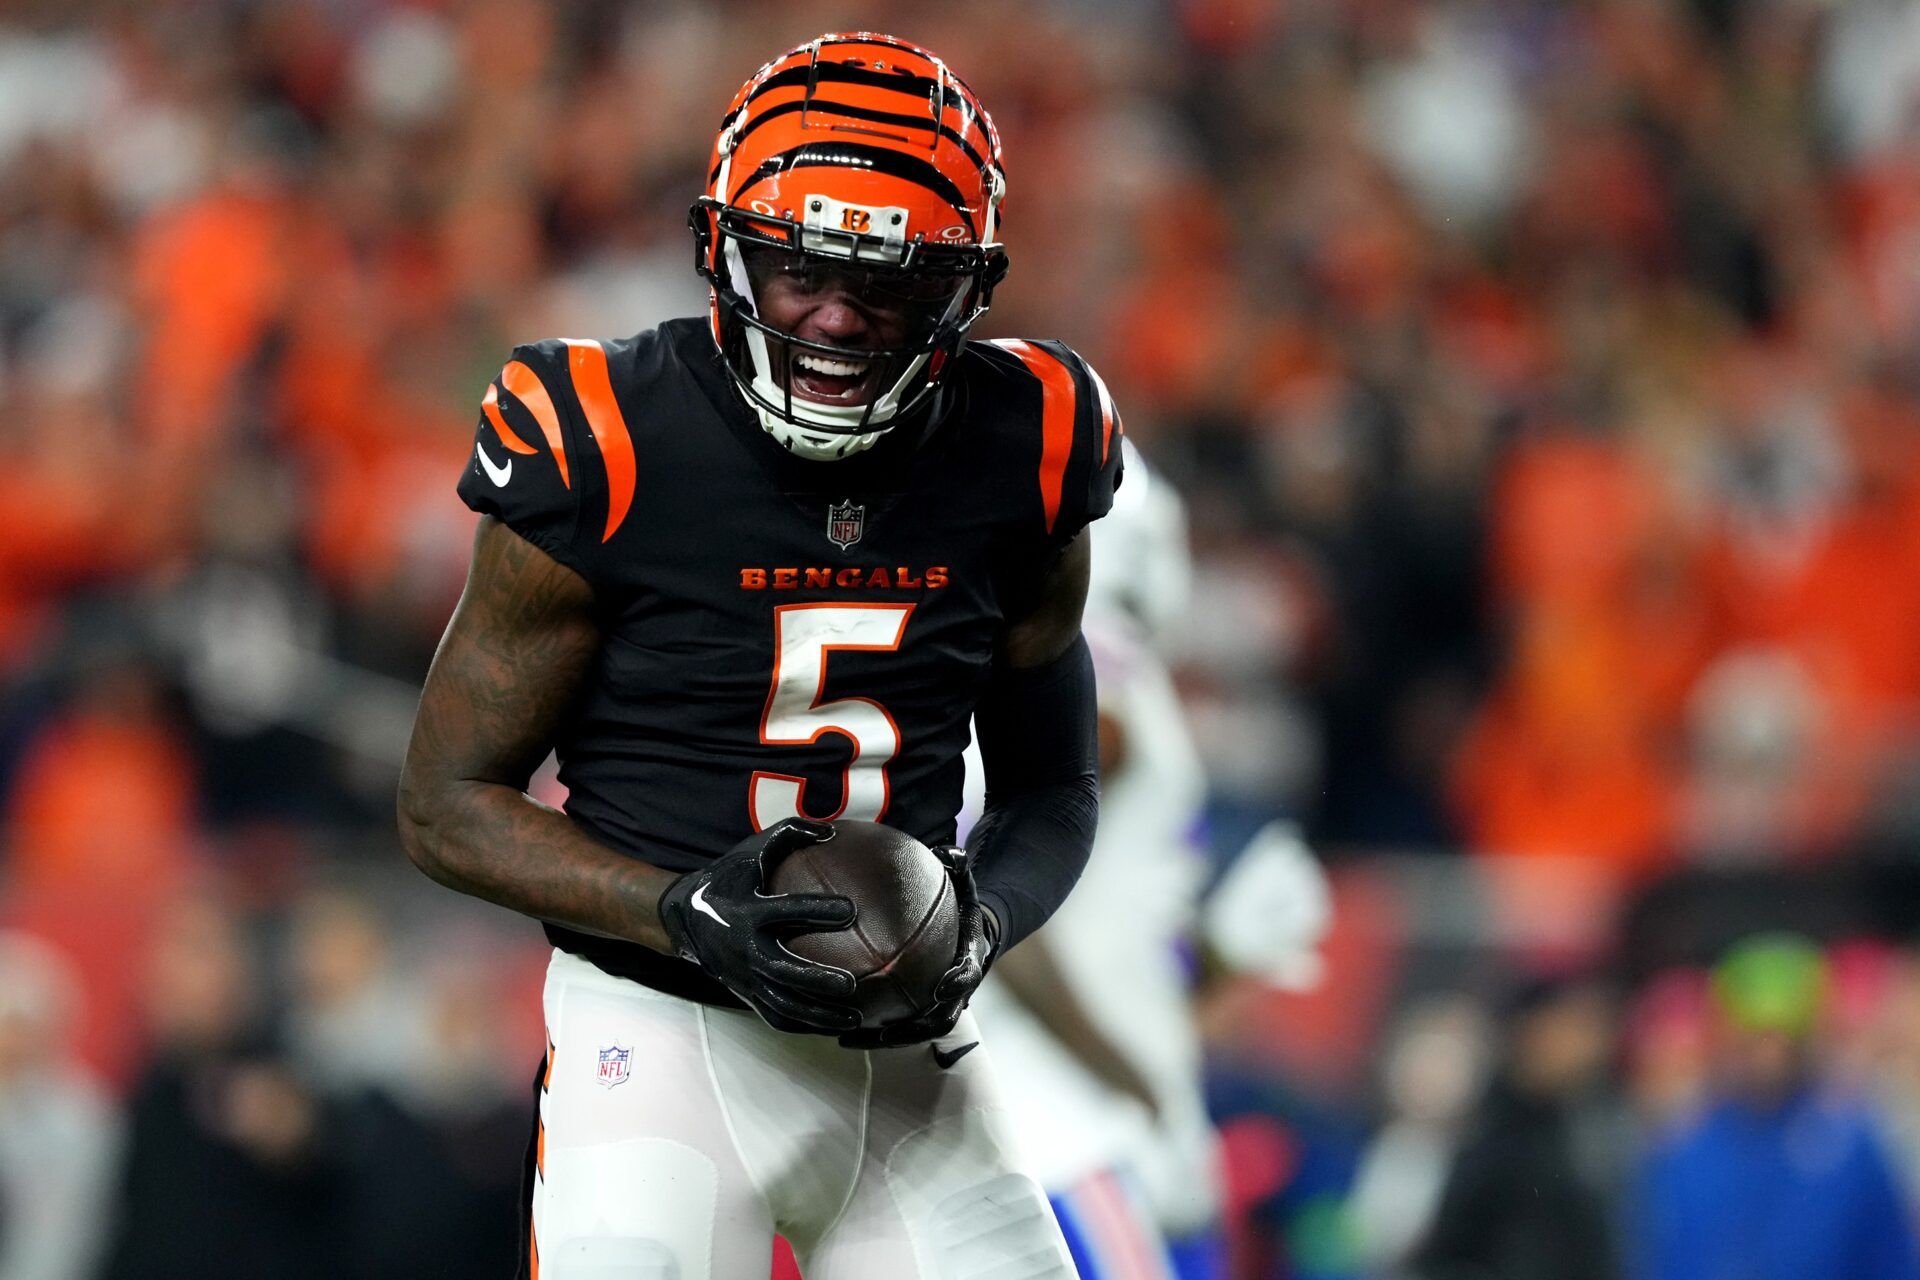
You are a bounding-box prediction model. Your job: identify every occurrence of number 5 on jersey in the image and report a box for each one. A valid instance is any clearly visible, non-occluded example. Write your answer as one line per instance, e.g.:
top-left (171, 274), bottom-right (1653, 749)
top-left (750, 603), bottom-right (915, 831)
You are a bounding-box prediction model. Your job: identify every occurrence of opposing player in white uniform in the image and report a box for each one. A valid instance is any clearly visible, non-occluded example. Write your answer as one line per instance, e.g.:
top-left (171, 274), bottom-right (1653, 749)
top-left (968, 442), bottom-right (1334, 1280)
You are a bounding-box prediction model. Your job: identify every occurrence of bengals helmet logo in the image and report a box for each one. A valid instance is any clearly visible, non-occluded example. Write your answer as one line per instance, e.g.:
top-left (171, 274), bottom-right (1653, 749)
top-left (839, 208), bottom-right (872, 233)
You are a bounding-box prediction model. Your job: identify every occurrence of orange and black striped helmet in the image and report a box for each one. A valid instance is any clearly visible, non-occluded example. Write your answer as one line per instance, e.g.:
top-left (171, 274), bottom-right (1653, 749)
top-left (690, 33), bottom-right (1010, 460)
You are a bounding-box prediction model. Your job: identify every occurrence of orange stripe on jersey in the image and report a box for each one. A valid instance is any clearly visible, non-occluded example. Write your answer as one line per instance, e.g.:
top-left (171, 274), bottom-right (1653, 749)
top-left (529, 1216), bottom-right (540, 1280)
top-left (481, 383), bottom-right (539, 455)
top-left (995, 340), bottom-right (1077, 535)
top-left (501, 361), bottom-right (570, 488)
top-left (1086, 362), bottom-right (1120, 464)
top-left (564, 339), bottom-right (638, 543)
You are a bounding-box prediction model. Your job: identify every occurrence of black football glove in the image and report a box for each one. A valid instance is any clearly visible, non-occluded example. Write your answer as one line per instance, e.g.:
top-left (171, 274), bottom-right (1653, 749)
top-left (657, 818), bottom-right (862, 1035)
top-left (839, 844), bottom-right (997, 1049)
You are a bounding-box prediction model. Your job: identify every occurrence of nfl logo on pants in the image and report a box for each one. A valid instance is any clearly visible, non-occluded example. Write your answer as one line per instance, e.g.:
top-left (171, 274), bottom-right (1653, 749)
top-left (597, 1043), bottom-right (632, 1089)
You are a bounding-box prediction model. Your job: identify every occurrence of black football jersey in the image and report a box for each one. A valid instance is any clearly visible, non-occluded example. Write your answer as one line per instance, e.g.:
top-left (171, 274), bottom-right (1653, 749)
top-left (455, 317), bottom-right (1121, 999)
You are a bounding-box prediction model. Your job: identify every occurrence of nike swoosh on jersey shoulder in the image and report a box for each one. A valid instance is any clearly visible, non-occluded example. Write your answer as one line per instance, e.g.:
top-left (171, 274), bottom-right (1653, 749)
top-left (475, 439), bottom-right (513, 487)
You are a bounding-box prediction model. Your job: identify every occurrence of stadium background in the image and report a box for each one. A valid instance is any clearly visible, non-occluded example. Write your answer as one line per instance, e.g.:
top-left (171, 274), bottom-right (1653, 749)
top-left (6, 0), bottom-right (1920, 1276)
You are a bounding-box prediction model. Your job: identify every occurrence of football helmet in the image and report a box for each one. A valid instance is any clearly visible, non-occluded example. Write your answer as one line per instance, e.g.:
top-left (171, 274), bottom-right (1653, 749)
top-left (691, 33), bottom-right (1010, 460)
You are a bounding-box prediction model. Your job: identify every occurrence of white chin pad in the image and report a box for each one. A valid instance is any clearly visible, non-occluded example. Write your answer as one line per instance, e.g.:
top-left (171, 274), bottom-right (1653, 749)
top-left (747, 347), bottom-right (933, 461)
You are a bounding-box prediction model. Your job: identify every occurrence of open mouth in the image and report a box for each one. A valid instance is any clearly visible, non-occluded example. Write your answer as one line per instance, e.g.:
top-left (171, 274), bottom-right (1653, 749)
top-left (789, 350), bottom-right (882, 405)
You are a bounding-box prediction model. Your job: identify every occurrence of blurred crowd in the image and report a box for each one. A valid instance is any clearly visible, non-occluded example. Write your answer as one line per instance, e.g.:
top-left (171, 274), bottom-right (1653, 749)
top-left (0, 889), bottom-right (543, 1278)
top-left (8, 0), bottom-right (1920, 1276)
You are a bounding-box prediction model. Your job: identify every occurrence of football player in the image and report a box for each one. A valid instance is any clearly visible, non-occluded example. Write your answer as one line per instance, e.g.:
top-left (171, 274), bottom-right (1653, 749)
top-left (971, 444), bottom-right (1336, 1280)
top-left (968, 443), bottom-right (1209, 1280)
top-left (396, 33), bottom-right (1121, 1280)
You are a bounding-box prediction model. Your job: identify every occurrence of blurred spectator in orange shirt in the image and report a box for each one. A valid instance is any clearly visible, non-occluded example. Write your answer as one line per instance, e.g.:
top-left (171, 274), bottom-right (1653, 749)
top-left (6, 655), bottom-right (195, 895)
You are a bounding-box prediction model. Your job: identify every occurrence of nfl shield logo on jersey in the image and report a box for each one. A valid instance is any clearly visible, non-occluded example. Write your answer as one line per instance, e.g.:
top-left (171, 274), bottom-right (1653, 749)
top-left (597, 1043), bottom-right (632, 1089)
top-left (827, 500), bottom-right (865, 550)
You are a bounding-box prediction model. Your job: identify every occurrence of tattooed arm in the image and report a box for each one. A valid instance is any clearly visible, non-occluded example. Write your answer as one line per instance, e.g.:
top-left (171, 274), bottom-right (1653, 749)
top-left (397, 516), bottom-right (677, 952)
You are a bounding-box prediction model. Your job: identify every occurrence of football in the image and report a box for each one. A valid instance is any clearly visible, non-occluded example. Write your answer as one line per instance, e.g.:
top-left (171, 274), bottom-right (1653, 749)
top-left (766, 819), bottom-right (960, 1027)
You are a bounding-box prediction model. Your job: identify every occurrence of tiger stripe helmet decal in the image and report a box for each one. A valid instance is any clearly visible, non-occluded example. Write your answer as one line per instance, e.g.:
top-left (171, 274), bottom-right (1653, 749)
top-left (708, 33), bottom-right (1004, 252)
top-left (692, 33), bottom-right (1010, 461)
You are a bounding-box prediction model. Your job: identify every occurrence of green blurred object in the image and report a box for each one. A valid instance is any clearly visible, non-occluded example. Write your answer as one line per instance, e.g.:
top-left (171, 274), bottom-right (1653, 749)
top-left (1711, 934), bottom-right (1828, 1036)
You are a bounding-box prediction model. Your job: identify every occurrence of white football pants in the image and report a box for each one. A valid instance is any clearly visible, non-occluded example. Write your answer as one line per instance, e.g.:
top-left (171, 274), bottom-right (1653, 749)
top-left (526, 948), bottom-right (1077, 1279)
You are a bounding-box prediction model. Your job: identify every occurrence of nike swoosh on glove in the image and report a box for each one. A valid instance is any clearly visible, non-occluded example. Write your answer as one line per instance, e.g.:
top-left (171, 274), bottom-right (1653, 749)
top-left (839, 844), bottom-right (997, 1049)
top-left (657, 818), bottom-right (862, 1034)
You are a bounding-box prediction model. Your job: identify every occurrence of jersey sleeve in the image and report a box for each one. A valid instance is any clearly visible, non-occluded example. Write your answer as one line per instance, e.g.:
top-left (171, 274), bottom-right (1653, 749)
top-left (455, 340), bottom-right (598, 581)
top-left (996, 338), bottom-right (1126, 547)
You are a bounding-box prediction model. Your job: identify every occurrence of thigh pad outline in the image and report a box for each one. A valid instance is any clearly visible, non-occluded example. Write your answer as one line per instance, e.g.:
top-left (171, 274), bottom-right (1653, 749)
top-left (884, 1112), bottom-right (1076, 1280)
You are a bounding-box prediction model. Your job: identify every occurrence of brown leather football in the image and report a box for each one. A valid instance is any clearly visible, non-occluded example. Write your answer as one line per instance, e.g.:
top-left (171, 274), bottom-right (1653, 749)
top-left (766, 820), bottom-right (959, 1028)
